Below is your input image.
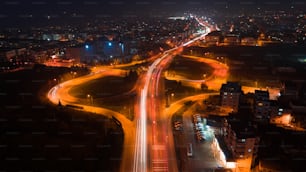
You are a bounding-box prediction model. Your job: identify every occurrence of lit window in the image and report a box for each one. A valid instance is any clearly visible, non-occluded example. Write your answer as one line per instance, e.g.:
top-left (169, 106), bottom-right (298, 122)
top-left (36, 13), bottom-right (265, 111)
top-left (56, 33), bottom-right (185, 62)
top-left (241, 139), bottom-right (245, 142)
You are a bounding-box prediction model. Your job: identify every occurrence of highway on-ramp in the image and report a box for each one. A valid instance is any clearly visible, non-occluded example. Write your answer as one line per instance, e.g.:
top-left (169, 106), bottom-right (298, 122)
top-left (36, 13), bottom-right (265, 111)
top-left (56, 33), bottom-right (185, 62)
top-left (47, 15), bottom-right (216, 172)
top-left (133, 16), bottom-right (214, 171)
top-left (47, 67), bottom-right (136, 171)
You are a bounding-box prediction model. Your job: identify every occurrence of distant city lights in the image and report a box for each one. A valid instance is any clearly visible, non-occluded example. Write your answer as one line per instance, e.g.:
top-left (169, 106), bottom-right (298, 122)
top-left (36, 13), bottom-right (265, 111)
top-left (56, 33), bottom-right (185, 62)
top-left (298, 58), bottom-right (306, 63)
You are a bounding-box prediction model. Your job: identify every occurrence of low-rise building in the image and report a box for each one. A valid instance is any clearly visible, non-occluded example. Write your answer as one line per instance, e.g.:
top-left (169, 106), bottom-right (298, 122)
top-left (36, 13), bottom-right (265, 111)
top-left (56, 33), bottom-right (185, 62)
top-left (281, 80), bottom-right (306, 100)
top-left (205, 31), bottom-right (222, 46)
top-left (241, 37), bottom-right (257, 46)
top-left (223, 34), bottom-right (240, 46)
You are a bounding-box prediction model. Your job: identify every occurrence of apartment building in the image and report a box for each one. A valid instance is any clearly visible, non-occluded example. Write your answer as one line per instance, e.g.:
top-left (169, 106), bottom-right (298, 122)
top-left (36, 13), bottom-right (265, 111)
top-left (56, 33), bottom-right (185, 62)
top-left (220, 82), bottom-right (242, 113)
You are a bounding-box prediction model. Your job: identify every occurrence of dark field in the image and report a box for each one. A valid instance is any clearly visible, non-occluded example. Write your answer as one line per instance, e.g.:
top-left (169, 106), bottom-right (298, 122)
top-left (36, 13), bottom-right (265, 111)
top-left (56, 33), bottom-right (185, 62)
top-left (69, 73), bottom-right (137, 120)
top-left (69, 76), bottom-right (136, 98)
top-left (0, 65), bottom-right (123, 171)
top-left (167, 55), bottom-right (213, 80)
top-left (184, 45), bottom-right (306, 86)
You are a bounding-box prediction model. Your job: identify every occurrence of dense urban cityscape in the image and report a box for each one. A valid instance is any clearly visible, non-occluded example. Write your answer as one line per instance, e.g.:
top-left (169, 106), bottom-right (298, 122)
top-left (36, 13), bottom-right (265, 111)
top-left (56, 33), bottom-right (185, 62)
top-left (0, 1), bottom-right (305, 172)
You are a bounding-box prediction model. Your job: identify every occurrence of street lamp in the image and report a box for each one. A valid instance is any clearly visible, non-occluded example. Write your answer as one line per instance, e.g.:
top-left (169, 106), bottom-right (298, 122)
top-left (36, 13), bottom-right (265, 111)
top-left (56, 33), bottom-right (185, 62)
top-left (169, 92), bottom-right (175, 104)
top-left (53, 78), bottom-right (59, 84)
top-left (87, 94), bottom-right (93, 105)
top-left (171, 93), bottom-right (175, 97)
top-left (203, 73), bottom-right (207, 81)
top-left (165, 90), bottom-right (170, 107)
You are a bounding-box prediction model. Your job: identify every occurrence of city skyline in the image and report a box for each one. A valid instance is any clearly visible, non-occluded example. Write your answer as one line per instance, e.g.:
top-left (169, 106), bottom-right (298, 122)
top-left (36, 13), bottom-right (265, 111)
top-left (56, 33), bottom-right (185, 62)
top-left (0, 1), bottom-right (305, 172)
top-left (0, 0), bottom-right (305, 27)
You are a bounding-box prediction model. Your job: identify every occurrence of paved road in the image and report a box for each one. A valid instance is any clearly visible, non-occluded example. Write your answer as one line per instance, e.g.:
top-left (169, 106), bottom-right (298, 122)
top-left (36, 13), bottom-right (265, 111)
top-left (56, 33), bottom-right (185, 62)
top-left (133, 23), bottom-right (213, 171)
top-left (165, 55), bottom-right (229, 91)
top-left (47, 67), bottom-right (136, 172)
top-left (47, 14), bottom-right (217, 172)
top-left (165, 93), bottom-right (221, 172)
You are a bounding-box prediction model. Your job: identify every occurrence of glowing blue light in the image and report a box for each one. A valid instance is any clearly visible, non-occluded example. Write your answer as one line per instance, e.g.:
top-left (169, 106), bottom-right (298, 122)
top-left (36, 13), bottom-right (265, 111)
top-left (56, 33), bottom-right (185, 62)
top-left (85, 45), bottom-right (89, 49)
top-left (108, 42), bottom-right (112, 46)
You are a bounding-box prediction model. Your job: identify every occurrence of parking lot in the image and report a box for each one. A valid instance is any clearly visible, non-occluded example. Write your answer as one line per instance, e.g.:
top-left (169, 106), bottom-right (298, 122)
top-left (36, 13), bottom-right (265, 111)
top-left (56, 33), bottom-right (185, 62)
top-left (173, 103), bottom-right (220, 172)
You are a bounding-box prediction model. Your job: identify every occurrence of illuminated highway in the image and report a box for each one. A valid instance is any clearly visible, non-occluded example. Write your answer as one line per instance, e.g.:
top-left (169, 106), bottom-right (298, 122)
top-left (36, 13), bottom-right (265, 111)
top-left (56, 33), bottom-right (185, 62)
top-left (134, 52), bottom-right (175, 172)
top-left (47, 15), bottom-right (216, 172)
top-left (133, 15), bottom-right (213, 172)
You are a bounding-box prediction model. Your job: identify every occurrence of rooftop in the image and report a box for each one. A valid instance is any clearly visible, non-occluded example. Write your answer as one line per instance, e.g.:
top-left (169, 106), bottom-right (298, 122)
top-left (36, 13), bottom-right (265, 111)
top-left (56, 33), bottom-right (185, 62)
top-left (225, 117), bottom-right (257, 139)
top-left (206, 31), bottom-right (222, 37)
top-left (220, 82), bottom-right (242, 93)
top-left (255, 90), bottom-right (270, 101)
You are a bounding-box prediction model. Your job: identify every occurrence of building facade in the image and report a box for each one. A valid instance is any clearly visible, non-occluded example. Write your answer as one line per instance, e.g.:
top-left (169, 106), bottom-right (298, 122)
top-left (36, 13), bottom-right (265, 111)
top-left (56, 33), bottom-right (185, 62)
top-left (254, 90), bottom-right (270, 119)
top-left (222, 118), bottom-right (259, 172)
top-left (220, 82), bottom-right (242, 113)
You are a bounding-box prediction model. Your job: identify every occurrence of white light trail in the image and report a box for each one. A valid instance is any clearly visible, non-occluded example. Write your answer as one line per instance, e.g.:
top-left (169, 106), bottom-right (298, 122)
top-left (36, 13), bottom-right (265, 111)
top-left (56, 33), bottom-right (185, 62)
top-left (133, 15), bottom-right (213, 172)
top-left (140, 90), bottom-right (147, 170)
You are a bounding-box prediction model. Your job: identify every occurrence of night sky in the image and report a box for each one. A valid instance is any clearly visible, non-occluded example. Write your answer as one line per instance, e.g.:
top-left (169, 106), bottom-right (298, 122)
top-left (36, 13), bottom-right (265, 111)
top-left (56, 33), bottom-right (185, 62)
top-left (0, 0), bottom-right (304, 27)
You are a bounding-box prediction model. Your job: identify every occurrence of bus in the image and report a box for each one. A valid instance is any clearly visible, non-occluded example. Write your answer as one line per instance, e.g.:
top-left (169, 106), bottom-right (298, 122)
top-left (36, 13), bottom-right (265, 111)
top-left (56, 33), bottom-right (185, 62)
top-left (187, 143), bottom-right (193, 157)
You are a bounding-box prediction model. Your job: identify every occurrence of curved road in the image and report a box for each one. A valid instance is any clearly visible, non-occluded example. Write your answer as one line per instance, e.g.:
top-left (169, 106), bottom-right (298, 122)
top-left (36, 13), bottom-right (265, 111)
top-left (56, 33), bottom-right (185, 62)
top-left (133, 15), bottom-right (217, 171)
top-left (165, 55), bottom-right (229, 91)
top-left (46, 15), bottom-right (220, 172)
top-left (47, 67), bottom-right (137, 171)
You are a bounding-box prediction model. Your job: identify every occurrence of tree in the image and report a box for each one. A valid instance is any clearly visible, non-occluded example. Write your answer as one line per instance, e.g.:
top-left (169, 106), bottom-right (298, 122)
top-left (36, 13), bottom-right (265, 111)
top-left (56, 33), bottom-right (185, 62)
top-left (201, 83), bottom-right (208, 90)
top-left (132, 54), bottom-right (141, 61)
